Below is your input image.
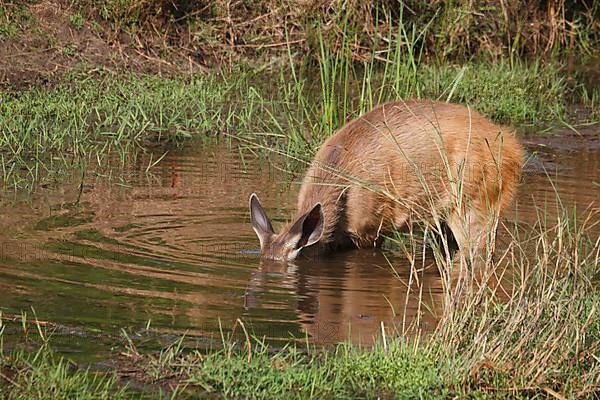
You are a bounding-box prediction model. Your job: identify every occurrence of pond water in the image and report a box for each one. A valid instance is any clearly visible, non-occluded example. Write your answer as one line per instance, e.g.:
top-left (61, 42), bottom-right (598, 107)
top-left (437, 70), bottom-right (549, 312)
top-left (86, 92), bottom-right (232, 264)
top-left (0, 127), bottom-right (598, 361)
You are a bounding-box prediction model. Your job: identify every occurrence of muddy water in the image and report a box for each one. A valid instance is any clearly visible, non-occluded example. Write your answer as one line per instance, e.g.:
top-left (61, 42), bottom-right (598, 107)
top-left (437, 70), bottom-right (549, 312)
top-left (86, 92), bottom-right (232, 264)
top-left (0, 128), bottom-right (598, 360)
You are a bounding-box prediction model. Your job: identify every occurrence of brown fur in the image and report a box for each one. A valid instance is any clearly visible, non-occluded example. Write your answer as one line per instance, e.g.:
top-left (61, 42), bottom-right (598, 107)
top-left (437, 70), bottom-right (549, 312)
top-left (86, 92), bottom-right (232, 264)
top-left (250, 99), bottom-right (524, 261)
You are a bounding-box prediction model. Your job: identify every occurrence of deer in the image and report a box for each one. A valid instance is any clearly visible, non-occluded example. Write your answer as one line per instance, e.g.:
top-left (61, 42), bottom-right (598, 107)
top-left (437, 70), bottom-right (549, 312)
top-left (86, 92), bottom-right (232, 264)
top-left (249, 99), bottom-right (524, 262)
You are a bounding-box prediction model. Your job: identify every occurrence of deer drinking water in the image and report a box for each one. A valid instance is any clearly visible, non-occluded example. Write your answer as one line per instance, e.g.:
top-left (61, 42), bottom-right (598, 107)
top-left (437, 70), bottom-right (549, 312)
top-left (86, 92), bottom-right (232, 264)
top-left (250, 100), bottom-right (524, 262)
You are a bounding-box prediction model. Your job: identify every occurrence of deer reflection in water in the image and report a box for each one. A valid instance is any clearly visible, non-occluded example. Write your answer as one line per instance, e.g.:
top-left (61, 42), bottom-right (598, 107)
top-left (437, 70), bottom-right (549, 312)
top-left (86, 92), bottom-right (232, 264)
top-left (244, 249), bottom-right (444, 345)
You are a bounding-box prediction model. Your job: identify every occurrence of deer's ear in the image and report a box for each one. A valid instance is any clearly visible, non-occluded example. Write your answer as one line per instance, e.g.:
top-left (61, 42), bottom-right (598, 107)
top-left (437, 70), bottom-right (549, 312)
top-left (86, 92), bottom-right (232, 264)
top-left (287, 203), bottom-right (324, 250)
top-left (249, 193), bottom-right (274, 249)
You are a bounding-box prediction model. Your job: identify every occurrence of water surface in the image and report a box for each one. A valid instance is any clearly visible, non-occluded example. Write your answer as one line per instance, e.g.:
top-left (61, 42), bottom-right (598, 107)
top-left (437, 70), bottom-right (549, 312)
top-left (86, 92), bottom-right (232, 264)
top-left (0, 127), bottom-right (598, 360)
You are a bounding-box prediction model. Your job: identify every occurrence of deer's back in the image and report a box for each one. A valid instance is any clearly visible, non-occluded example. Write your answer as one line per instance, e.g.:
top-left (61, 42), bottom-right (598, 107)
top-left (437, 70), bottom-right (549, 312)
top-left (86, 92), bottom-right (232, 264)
top-left (297, 100), bottom-right (523, 248)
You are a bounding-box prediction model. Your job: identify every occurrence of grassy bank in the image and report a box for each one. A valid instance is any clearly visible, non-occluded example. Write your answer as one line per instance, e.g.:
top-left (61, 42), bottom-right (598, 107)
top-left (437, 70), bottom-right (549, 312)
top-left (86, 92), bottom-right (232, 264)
top-left (2, 0), bottom-right (597, 72)
top-left (2, 1), bottom-right (598, 191)
top-left (1, 203), bottom-right (598, 399)
top-left (1, 56), bottom-right (590, 191)
top-left (0, 347), bottom-right (134, 399)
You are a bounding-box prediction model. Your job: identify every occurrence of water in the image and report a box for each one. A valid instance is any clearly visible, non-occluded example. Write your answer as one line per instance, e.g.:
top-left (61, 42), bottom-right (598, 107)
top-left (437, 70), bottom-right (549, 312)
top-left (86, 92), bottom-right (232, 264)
top-left (0, 127), bottom-right (598, 360)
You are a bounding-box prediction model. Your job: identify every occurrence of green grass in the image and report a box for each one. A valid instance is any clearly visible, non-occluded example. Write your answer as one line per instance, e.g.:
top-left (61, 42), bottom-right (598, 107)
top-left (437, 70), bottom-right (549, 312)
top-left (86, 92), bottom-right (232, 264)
top-left (0, 346), bottom-right (135, 399)
top-left (0, 72), bottom-right (248, 190)
top-left (579, 85), bottom-right (600, 121)
top-left (0, 3), bottom-right (34, 40)
top-left (3, 331), bottom-right (445, 399)
top-left (418, 61), bottom-right (568, 124)
top-left (69, 12), bottom-right (85, 30)
top-left (0, 2), bottom-right (35, 40)
top-left (0, 56), bottom-right (580, 192)
top-left (1, 73), bottom-right (231, 148)
top-left (144, 338), bottom-right (446, 398)
top-left (1, 5), bottom-right (590, 193)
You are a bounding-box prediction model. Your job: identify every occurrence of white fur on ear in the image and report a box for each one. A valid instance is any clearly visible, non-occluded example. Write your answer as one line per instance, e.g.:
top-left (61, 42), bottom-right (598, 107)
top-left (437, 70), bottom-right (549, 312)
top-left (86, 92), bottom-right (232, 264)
top-left (249, 193), bottom-right (274, 249)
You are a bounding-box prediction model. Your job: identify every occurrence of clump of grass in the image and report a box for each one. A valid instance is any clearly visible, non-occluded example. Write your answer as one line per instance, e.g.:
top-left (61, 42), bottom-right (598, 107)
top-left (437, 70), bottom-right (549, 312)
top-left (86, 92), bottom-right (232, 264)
top-left (419, 61), bottom-right (568, 125)
top-left (0, 71), bottom-right (256, 190)
top-left (117, 316), bottom-right (450, 399)
top-left (0, 2), bottom-right (34, 40)
top-left (71, 0), bottom-right (599, 63)
top-left (433, 209), bottom-right (599, 396)
top-left (69, 12), bottom-right (85, 30)
top-left (138, 338), bottom-right (446, 398)
top-left (579, 85), bottom-right (600, 121)
top-left (0, 349), bottom-right (134, 400)
top-left (1, 73), bottom-right (230, 148)
top-left (0, 312), bottom-right (134, 399)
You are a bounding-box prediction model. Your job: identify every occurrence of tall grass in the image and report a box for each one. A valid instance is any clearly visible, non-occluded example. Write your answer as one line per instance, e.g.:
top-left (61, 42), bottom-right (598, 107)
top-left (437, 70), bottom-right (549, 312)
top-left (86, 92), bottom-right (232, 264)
top-left (271, 18), bottom-right (570, 157)
top-left (0, 59), bottom-right (571, 191)
top-left (0, 72), bottom-right (250, 190)
top-left (65, 0), bottom-right (599, 63)
top-left (0, 7), bottom-right (585, 192)
top-left (427, 207), bottom-right (598, 397)
top-left (0, 312), bottom-right (134, 399)
top-left (0, 349), bottom-right (133, 399)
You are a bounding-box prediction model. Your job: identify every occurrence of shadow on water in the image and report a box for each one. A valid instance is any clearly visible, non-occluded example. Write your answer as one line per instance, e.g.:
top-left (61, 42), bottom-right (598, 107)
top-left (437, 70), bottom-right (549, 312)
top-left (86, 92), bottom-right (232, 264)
top-left (0, 125), bottom-right (598, 360)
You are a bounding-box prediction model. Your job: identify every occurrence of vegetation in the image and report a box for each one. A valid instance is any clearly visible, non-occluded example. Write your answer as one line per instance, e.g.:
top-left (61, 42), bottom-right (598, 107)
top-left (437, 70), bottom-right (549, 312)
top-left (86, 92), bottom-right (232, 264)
top-left (1, 1), bottom-right (596, 193)
top-left (0, 349), bottom-right (133, 399)
top-left (0, 0), bottom-right (598, 399)
top-left (63, 0), bottom-right (600, 63)
top-left (0, 56), bottom-right (579, 190)
top-left (1, 1), bottom-right (597, 87)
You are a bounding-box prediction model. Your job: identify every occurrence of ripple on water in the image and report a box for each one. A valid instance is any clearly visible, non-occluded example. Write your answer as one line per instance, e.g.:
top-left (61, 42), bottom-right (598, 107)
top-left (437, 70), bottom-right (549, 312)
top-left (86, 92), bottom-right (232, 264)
top-left (0, 133), bottom-right (598, 358)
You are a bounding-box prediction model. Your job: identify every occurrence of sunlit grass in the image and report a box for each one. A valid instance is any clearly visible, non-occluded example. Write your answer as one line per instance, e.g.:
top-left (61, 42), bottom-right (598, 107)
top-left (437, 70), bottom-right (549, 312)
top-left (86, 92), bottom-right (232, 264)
top-left (0, 14), bottom-right (582, 192)
top-left (1, 54), bottom-right (575, 193)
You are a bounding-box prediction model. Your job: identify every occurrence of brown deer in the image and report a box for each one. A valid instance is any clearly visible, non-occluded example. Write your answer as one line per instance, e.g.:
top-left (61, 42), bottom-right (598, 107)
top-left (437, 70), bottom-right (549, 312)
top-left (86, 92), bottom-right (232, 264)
top-left (250, 100), bottom-right (524, 261)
